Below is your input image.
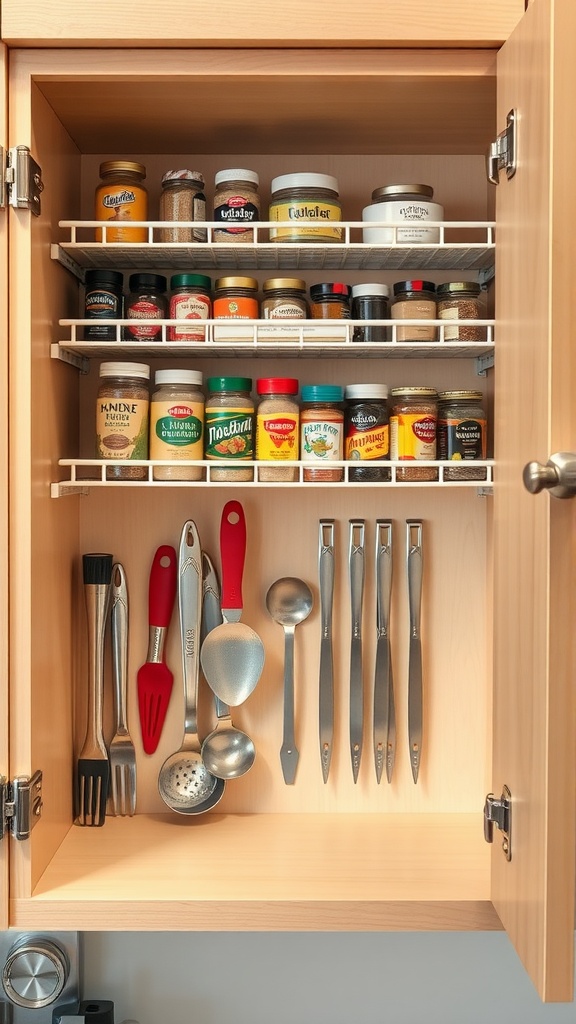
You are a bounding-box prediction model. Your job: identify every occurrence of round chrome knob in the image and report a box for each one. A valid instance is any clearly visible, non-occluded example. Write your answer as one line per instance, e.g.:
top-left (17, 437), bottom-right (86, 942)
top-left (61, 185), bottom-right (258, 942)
top-left (523, 452), bottom-right (576, 499)
top-left (2, 936), bottom-right (68, 1008)
top-left (523, 460), bottom-right (559, 494)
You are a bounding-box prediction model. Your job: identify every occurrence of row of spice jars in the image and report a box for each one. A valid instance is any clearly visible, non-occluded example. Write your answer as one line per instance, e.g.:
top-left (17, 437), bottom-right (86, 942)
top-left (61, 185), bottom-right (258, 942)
top-left (96, 364), bottom-right (488, 483)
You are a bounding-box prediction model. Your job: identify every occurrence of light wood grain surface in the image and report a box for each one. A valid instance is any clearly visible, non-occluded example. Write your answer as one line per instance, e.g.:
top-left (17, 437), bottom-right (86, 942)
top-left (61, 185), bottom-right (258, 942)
top-left (0, 42), bottom-right (9, 930)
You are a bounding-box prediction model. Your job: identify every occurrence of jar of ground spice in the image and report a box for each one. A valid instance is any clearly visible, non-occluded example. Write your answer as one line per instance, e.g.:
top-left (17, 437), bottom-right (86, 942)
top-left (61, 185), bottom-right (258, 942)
top-left (391, 281), bottom-right (437, 342)
top-left (150, 369), bottom-right (205, 481)
top-left (124, 274), bottom-right (168, 341)
top-left (213, 168), bottom-right (260, 243)
top-left (269, 172), bottom-right (342, 243)
top-left (256, 378), bottom-right (300, 482)
top-left (437, 282), bottom-right (485, 342)
top-left (159, 169), bottom-right (207, 243)
top-left (204, 376), bottom-right (254, 481)
top-left (94, 160), bottom-right (148, 243)
top-left (96, 362), bottom-right (150, 480)
top-left (309, 283), bottom-right (351, 320)
top-left (345, 384), bottom-right (390, 481)
top-left (437, 390), bottom-right (487, 480)
top-left (169, 273), bottom-right (211, 341)
top-left (389, 386), bottom-right (438, 481)
top-left (301, 384), bottom-right (344, 482)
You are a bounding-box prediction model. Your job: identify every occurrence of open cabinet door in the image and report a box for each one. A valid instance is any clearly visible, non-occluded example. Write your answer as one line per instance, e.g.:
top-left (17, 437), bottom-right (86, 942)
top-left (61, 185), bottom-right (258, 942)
top-left (492, 0), bottom-right (576, 1002)
top-left (0, 42), bottom-right (9, 929)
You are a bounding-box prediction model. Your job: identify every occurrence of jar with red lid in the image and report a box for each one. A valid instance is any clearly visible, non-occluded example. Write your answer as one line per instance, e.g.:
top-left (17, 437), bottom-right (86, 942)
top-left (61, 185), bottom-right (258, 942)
top-left (256, 378), bottom-right (300, 482)
top-left (391, 280), bottom-right (437, 342)
top-left (309, 283), bottom-right (351, 320)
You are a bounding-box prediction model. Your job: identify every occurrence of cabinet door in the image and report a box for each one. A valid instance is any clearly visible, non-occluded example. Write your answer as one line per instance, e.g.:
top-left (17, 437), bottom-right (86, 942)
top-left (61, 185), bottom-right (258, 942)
top-left (492, 0), bottom-right (576, 1002)
top-left (0, 42), bottom-right (8, 929)
top-left (0, 1), bottom-right (524, 49)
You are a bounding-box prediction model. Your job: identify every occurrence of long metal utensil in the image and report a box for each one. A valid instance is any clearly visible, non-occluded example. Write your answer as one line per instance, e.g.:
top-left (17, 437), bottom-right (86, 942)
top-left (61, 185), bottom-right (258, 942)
top-left (349, 519), bottom-right (365, 784)
top-left (318, 519), bottom-right (335, 783)
top-left (109, 562), bottom-right (137, 816)
top-left (373, 520), bottom-right (395, 784)
top-left (407, 520), bottom-right (424, 784)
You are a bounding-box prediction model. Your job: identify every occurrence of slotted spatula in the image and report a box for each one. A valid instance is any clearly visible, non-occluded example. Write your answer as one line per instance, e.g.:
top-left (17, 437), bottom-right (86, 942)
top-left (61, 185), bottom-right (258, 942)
top-left (137, 544), bottom-right (177, 754)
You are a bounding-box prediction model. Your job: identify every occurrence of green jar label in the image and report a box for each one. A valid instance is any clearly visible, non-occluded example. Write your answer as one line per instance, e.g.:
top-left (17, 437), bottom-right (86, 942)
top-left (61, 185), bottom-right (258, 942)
top-left (205, 408), bottom-right (254, 460)
top-left (149, 400), bottom-right (204, 460)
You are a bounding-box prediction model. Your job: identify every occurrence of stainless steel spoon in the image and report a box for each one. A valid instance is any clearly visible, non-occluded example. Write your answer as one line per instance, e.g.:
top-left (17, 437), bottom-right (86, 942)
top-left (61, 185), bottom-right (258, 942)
top-left (266, 577), bottom-right (313, 785)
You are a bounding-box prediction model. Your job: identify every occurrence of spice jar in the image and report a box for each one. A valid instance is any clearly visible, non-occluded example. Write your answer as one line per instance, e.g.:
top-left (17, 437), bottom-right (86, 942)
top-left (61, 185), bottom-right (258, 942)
top-left (309, 283), bottom-right (351, 319)
top-left (94, 161), bottom-right (148, 243)
top-left (83, 269), bottom-right (124, 340)
top-left (168, 273), bottom-right (211, 341)
top-left (351, 284), bottom-right (390, 343)
top-left (158, 170), bottom-right (207, 243)
top-left (437, 390), bottom-right (487, 480)
top-left (300, 384), bottom-right (344, 482)
top-left (389, 387), bottom-right (439, 481)
top-left (256, 378), bottom-right (300, 482)
top-left (362, 183), bottom-right (444, 244)
top-left (96, 361), bottom-right (150, 480)
top-left (124, 274), bottom-right (168, 341)
top-left (262, 279), bottom-right (308, 319)
top-left (269, 172), bottom-right (342, 243)
top-left (204, 376), bottom-right (254, 481)
top-left (213, 168), bottom-right (260, 243)
top-left (391, 281), bottom-right (437, 342)
top-left (150, 369), bottom-right (205, 480)
top-left (213, 277), bottom-right (259, 340)
top-left (345, 384), bottom-right (390, 481)
top-left (437, 282), bottom-right (485, 342)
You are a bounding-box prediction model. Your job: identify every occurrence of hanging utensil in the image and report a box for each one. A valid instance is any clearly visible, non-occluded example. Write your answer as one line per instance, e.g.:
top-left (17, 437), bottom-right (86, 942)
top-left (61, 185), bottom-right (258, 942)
top-left (318, 519), bottom-right (335, 784)
top-left (109, 562), bottom-right (137, 815)
top-left (407, 519), bottom-right (424, 784)
top-left (373, 521), bottom-right (395, 784)
top-left (349, 519), bottom-right (365, 784)
top-left (137, 544), bottom-right (177, 754)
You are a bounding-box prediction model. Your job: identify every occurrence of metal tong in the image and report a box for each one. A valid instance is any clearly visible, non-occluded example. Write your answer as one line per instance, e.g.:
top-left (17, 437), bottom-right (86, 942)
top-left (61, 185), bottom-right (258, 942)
top-left (407, 520), bottom-right (424, 783)
top-left (318, 520), bottom-right (335, 783)
top-left (373, 521), bottom-right (395, 783)
top-left (349, 520), bottom-right (365, 783)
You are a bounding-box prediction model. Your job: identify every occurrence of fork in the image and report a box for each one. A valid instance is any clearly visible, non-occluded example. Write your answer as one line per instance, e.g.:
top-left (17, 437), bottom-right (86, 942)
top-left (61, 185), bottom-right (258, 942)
top-left (109, 562), bottom-right (137, 816)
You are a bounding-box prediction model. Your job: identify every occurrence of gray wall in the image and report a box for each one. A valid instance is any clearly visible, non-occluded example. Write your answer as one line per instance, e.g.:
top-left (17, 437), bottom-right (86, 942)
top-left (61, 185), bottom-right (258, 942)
top-left (83, 932), bottom-right (576, 1024)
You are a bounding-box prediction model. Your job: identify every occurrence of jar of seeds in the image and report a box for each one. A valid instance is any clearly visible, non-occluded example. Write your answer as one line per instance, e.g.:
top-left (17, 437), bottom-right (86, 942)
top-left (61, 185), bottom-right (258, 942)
top-left (213, 168), bottom-right (260, 243)
top-left (437, 282), bottom-right (485, 342)
top-left (158, 169), bottom-right (207, 243)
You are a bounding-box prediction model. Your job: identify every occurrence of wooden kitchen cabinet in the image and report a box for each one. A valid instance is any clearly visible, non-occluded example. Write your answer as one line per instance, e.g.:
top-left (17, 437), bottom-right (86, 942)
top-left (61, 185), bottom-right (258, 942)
top-left (1, 0), bottom-right (575, 1006)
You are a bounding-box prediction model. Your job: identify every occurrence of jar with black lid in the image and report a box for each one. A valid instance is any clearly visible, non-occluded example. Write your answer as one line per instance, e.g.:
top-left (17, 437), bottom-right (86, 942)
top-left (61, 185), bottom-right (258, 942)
top-left (269, 173), bottom-right (342, 243)
top-left (345, 384), bottom-right (390, 481)
top-left (124, 274), bottom-right (168, 341)
top-left (437, 390), bottom-right (487, 480)
top-left (351, 284), bottom-right (390, 343)
top-left (309, 283), bottom-right (351, 319)
top-left (83, 269), bottom-right (124, 340)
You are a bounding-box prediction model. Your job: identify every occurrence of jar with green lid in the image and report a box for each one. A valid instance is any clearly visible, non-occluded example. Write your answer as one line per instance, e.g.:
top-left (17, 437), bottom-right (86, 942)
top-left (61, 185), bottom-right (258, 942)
top-left (301, 384), bottom-right (344, 481)
top-left (205, 376), bottom-right (254, 481)
top-left (437, 282), bottom-right (485, 342)
top-left (437, 390), bottom-right (487, 480)
top-left (269, 173), bottom-right (342, 243)
top-left (389, 386), bottom-right (438, 481)
top-left (169, 274), bottom-right (211, 341)
top-left (150, 369), bottom-right (205, 481)
top-left (159, 169), bottom-right (207, 243)
top-left (96, 361), bottom-right (150, 480)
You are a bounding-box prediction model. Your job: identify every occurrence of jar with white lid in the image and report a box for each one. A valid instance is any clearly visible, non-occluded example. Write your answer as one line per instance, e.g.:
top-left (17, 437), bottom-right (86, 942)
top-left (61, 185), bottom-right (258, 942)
top-left (362, 183), bottom-right (444, 244)
top-left (96, 361), bottom-right (150, 480)
top-left (213, 168), bottom-right (260, 243)
top-left (345, 383), bottom-right (390, 481)
top-left (150, 369), bottom-right (205, 480)
top-left (269, 172), bottom-right (342, 243)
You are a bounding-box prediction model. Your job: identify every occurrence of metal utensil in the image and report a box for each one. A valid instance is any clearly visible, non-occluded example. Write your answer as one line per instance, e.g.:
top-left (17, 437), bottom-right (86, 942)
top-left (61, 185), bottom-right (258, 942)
top-left (75, 552), bottom-right (113, 827)
top-left (266, 576), bottom-right (313, 785)
top-left (158, 521), bottom-right (225, 814)
top-left (318, 520), bottom-right (335, 783)
top-left (137, 544), bottom-right (177, 755)
top-left (109, 562), bottom-right (137, 815)
top-left (407, 519), bottom-right (424, 784)
top-left (349, 520), bottom-right (365, 784)
top-left (373, 521), bottom-right (396, 784)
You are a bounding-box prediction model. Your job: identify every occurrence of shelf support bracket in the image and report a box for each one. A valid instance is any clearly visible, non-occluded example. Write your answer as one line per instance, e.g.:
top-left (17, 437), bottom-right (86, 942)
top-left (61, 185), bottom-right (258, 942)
top-left (476, 352), bottom-right (494, 377)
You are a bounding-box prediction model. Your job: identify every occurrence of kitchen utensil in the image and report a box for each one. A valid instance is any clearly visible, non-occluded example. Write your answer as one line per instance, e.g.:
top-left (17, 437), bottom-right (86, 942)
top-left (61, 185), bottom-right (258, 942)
top-left (373, 520), bottom-right (396, 784)
top-left (137, 544), bottom-right (177, 754)
top-left (75, 552), bottom-right (113, 827)
top-left (201, 552), bottom-right (256, 779)
top-left (200, 501), bottom-right (265, 706)
top-left (318, 519), bottom-right (335, 783)
top-left (407, 519), bottom-right (424, 784)
top-left (266, 576), bottom-right (313, 785)
top-left (158, 521), bottom-right (225, 814)
top-left (349, 520), bottom-right (365, 784)
top-left (109, 562), bottom-right (137, 815)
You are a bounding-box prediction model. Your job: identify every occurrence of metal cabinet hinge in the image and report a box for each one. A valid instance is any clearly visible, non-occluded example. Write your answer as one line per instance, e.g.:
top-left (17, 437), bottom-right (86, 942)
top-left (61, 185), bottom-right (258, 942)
top-left (487, 110), bottom-right (517, 185)
top-left (0, 146), bottom-right (44, 215)
top-left (0, 771), bottom-right (43, 841)
top-left (484, 785), bottom-right (512, 861)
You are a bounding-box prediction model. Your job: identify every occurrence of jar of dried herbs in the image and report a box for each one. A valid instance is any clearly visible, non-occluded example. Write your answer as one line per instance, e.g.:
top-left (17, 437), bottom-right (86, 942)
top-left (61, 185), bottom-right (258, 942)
top-left (437, 282), bottom-right (485, 342)
top-left (159, 169), bottom-right (207, 243)
top-left (96, 362), bottom-right (150, 480)
top-left (213, 168), bottom-right (260, 243)
top-left (256, 377), bottom-right (300, 482)
top-left (204, 376), bottom-right (254, 481)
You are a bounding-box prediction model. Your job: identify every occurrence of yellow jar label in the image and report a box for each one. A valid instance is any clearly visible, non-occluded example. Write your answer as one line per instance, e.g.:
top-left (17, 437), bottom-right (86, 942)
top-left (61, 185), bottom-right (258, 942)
top-left (270, 201), bottom-right (342, 241)
top-left (150, 400), bottom-right (204, 460)
top-left (390, 413), bottom-right (437, 461)
top-left (96, 398), bottom-right (149, 461)
top-left (256, 412), bottom-right (299, 461)
top-left (95, 183), bottom-right (148, 242)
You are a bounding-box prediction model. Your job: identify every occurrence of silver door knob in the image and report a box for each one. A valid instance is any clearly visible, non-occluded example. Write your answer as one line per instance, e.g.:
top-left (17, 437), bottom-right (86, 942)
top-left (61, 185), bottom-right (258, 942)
top-left (523, 452), bottom-right (576, 498)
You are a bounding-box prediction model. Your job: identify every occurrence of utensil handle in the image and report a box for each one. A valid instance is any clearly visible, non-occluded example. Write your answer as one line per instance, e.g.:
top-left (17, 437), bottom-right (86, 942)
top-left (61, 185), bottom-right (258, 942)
top-left (349, 520), bottom-right (365, 783)
top-left (407, 520), bottom-right (423, 637)
top-left (111, 562), bottom-right (129, 734)
top-left (82, 554), bottom-right (113, 756)
top-left (280, 624), bottom-right (299, 784)
top-left (407, 520), bottom-right (424, 783)
top-left (318, 520), bottom-right (335, 783)
top-left (148, 545), bottom-right (177, 627)
top-left (178, 521), bottom-right (203, 740)
top-left (220, 500), bottom-right (246, 615)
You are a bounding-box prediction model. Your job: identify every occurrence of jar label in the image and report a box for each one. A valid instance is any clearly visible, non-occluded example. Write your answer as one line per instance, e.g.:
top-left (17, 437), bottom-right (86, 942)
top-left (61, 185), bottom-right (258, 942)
top-left (390, 413), bottom-right (437, 461)
top-left (345, 420), bottom-right (389, 462)
top-left (256, 413), bottom-right (299, 461)
top-left (96, 398), bottom-right (149, 461)
top-left (85, 288), bottom-right (121, 339)
top-left (214, 197), bottom-right (259, 234)
top-left (150, 401), bottom-right (204, 460)
top-left (263, 302), bottom-right (306, 319)
top-left (126, 301), bottom-right (164, 338)
top-left (169, 293), bottom-right (211, 340)
top-left (213, 296), bottom-right (259, 319)
top-left (205, 408), bottom-right (254, 460)
top-left (437, 417), bottom-right (486, 461)
top-left (270, 201), bottom-right (342, 241)
top-left (301, 417), bottom-right (343, 463)
top-left (95, 185), bottom-right (147, 242)
top-left (391, 299), bottom-right (437, 341)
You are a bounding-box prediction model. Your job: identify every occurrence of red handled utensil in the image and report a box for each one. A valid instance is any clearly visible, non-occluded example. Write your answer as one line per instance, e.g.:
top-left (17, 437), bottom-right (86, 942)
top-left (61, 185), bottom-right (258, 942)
top-left (137, 544), bottom-right (177, 754)
top-left (220, 499), bottom-right (246, 623)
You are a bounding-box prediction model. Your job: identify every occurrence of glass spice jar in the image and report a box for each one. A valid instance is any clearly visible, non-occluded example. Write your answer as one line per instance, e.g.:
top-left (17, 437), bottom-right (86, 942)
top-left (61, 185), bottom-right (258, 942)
top-left (96, 361), bottom-right (150, 480)
top-left (150, 369), bottom-right (205, 481)
top-left (124, 274), bottom-right (168, 341)
top-left (351, 284), bottom-right (390, 343)
top-left (256, 377), bottom-right (300, 482)
top-left (260, 278), bottom-right (308, 341)
top-left (300, 384), bottom-right (344, 482)
top-left (268, 172), bottom-right (342, 243)
top-left (437, 390), bottom-right (487, 480)
top-left (213, 277), bottom-right (259, 341)
top-left (158, 169), bottom-right (207, 243)
top-left (83, 269), bottom-right (124, 340)
top-left (168, 273), bottom-right (211, 341)
top-left (437, 282), bottom-right (485, 342)
top-left (391, 280), bottom-right (437, 342)
top-left (389, 386), bottom-right (439, 481)
top-left (309, 283), bottom-right (351, 319)
top-left (94, 160), bottom-right (148, 243)
top-left (204, 376), bottom-right (254, 481)
top-left (345, 384), bottom-right (390, 481)
top-left (213, 168), bottom-right (260, 243)
top-left (362, 183), bottom-right (444, 244)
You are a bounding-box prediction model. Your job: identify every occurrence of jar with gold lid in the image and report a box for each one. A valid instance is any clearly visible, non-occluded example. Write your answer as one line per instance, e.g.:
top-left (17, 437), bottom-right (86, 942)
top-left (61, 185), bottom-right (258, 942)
top-left (389, 386), bottom-right (438, 481)
top-left (437, 390), bottom-right (487, 480)
top-left (95, 160), bottom-right (148, 243)
top-left (262, 279), bottom-right (308, 320)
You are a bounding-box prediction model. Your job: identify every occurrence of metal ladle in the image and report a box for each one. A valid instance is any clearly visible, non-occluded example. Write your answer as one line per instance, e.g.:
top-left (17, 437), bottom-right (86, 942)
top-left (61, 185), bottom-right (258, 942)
top-left (266, 576), bottom-right (314, 785)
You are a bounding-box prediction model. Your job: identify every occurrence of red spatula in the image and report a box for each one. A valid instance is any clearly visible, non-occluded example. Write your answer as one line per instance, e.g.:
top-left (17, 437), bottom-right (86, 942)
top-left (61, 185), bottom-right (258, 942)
top-left (137, 544), bottom-right (177, 754)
